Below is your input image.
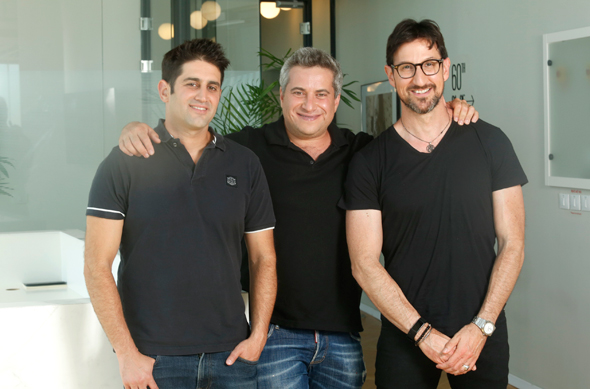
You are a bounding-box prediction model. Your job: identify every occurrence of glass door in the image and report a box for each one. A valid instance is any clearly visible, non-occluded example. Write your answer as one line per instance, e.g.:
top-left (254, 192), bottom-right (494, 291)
top-left (140, 0), bottom-right (261, 131)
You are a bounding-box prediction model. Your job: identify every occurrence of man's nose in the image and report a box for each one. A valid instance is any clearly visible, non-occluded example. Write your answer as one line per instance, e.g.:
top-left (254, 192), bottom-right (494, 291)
top-left (193, 86), bottom-right (207, 101)
top-left (302, 95), bottom-right (316, 110)
top-left (413, 65), bottom-right (430, 82)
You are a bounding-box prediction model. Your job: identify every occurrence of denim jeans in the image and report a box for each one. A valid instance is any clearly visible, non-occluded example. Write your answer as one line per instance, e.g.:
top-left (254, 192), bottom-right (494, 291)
top-left (257, 324), bottom-right (366, 389)
top-left (147, 351), bottom-right (257, 389)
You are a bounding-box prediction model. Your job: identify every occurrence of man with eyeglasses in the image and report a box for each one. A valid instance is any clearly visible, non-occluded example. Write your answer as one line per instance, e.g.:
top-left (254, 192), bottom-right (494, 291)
top-left (341, 19), bottom-right (527, 388)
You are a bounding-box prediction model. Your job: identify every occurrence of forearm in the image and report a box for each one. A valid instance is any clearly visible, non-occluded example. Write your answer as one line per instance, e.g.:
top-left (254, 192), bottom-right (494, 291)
top-left (478, 186), bottom-right (526, 323)
top-left (248, 256), bottom-right (276, 339)
top-left (352, 258), bottom-right (420, 334)
top-left (84, 262), bottom-right (137, 356)
top-left (347, 210), bottom-right (420, 335)
top-left (477, 240), bottom-right (524, 322)
top-left (84, 217), bottom-right (137, 357)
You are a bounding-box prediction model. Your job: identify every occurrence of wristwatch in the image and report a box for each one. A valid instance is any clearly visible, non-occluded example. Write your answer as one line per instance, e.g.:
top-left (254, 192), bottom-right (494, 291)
top-left (472, 316), bottom-right (495, 336)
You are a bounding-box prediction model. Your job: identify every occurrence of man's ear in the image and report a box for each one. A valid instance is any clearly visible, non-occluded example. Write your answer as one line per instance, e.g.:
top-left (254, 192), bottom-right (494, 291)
top-left (334, 93), bottom-right (341, 111)
top-left (442, 57), bottom-right (451, 82)
top-left (385, 65), bottom-right (397, 90)
top-left (158, 80), bottom-right (171, 103)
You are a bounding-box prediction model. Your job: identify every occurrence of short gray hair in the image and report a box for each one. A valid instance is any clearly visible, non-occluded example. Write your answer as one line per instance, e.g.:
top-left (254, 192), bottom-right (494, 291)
top-left (279, 47), bottom-right (343, 97)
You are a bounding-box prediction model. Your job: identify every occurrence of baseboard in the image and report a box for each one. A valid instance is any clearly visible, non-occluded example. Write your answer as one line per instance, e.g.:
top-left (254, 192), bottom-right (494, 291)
top-left (509, 374), bottom-right (543, 389)
top-left (360, 303), bottom-right (381, 320)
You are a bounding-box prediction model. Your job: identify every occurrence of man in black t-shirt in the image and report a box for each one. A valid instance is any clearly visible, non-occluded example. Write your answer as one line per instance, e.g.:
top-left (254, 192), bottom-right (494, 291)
top-left (117, 48), bottom-right (478, 388)
top-left (341, 20), bottom-right (527, 389)
top-left (84, 39), bottom-right (277, 389)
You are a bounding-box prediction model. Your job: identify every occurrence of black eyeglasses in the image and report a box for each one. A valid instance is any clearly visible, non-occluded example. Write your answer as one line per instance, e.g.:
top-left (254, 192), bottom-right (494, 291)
top-left (390, 59), bottom-right (444, 79)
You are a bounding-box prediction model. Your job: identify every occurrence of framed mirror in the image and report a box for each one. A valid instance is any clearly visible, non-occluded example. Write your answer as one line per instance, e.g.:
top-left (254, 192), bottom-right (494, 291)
top-left (543, 26), bottom-right (590, 189)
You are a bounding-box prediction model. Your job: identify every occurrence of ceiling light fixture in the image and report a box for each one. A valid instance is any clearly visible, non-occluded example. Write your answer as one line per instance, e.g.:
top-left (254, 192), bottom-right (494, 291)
top-left (260, 2), bottom-right (281, 19)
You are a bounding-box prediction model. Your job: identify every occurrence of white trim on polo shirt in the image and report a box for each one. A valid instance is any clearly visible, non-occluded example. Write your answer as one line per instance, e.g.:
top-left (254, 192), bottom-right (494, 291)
top-left (87, 207), bottom-right (126, 218)
top-left (244, 226), bottom-right (274, 234)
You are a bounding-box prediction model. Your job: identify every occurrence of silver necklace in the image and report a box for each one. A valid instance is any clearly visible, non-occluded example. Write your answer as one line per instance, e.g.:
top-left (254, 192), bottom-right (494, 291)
top-left (401, 114), bottom-right (451, 153)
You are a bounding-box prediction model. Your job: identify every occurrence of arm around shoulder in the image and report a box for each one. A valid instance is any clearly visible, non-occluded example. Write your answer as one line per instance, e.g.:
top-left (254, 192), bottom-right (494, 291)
top-left (119, 121), bottom-right (160, 158)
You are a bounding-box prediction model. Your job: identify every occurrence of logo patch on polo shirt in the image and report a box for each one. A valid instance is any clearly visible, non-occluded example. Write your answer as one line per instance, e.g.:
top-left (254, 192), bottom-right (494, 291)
top-left (226, 175), bottom-right (237, 187)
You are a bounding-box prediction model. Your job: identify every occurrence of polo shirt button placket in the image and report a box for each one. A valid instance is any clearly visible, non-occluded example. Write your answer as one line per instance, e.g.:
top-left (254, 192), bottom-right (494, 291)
top-left (309, 160), bottom-right (314, 165)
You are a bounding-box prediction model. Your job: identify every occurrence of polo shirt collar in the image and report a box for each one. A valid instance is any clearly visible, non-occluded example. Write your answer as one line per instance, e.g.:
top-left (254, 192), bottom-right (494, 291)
top-left (155, 119), bottom-right (226, 151)
top-left (264, 116), bottom-right (349, 149)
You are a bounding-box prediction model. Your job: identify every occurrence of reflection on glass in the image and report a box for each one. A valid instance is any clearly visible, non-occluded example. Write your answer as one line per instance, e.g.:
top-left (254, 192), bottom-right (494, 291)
top-left (548, 36), bottom-right (590, 179)
top-left (0, 0), bottom-right (261, 234)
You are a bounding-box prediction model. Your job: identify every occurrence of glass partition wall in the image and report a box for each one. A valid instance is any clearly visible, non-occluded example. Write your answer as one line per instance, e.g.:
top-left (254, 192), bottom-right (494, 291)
top-left (0, 0), bottom-right (260, 234)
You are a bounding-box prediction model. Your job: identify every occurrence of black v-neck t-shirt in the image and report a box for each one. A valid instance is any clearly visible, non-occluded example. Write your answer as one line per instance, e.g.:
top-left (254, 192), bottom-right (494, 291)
top-left (341, 120), bottom-right (527, 336)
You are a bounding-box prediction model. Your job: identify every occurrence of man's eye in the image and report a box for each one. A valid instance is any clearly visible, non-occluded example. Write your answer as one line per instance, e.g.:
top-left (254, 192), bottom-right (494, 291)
top-left (423, 61), bottom-right (435, 68)
top-left (208, 86), bottom-right (218, 91)
top-left (401, 64), bottom-right (413, 71)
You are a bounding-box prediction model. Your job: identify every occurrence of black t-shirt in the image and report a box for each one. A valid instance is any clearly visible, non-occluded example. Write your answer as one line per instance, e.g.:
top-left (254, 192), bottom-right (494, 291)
top-left (87, 120), bottom-right (275, 355)
top-left (228, 117), bottom-right (373, 332)
top-left (341, 120), bottom-right (527, 336)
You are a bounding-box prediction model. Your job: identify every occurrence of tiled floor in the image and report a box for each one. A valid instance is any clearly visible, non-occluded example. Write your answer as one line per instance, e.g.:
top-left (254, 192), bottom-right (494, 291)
top-left (360, 313), bottom-right (517, 389)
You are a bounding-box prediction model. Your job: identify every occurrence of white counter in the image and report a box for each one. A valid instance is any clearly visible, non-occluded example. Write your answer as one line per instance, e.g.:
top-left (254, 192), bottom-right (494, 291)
top-left (0, 231), bottom-right (121, 388)
top-left (0, 230), bottom-right (250, 388)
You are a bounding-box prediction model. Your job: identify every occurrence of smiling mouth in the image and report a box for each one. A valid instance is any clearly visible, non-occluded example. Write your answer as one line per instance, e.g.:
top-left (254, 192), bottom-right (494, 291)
top-left (190, 105), bottom-right (208, 112)
top-left (411, 87), bottom-right (431, 95)
top-left (297, 113), bottom-right (321, 121)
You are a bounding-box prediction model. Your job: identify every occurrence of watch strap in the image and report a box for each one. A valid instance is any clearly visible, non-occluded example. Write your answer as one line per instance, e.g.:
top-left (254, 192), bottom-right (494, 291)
top-left (472, 316), bottom-right (495, 336)
top-left (407, 317), bottom-right (426, 340)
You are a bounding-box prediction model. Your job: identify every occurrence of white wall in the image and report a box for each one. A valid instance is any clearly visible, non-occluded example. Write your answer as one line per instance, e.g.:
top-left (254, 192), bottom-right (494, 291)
top-left (336, 1), bottom-right (590, 387)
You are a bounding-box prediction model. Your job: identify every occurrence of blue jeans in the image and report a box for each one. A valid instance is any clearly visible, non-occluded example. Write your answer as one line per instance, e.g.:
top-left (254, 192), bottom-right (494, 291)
top-left (148, 351), bottom-right (257, 389)
top-left (257, 324), bottom-right (366, 389)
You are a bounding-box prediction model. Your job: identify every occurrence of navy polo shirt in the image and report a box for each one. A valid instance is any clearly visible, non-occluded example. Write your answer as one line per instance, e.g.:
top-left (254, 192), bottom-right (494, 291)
top-left (87, 119), bottom-right (275, 356)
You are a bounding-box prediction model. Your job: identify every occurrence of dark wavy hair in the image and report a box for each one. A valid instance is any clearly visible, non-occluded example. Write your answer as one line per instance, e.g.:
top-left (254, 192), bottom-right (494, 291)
top-left (386, 19), bottom-right (448, 66)
top-left (162, 39), bottom-right (230, 93)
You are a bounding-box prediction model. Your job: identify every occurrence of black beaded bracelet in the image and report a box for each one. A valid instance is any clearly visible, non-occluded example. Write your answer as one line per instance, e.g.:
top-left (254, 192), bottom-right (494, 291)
top-left (415, 324), bottom-right (432, 346)
top-left (407, 317), bottom-right (427, 340)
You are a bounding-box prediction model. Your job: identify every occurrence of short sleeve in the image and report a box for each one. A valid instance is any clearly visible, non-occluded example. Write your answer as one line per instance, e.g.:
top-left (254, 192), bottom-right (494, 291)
top-left (339, 150), bottom-right (381, 211)
top-left (484, 128), bottom-right (528, 191)
top-left (244, 157), bottom-right (275, 233)
top-left (86, 148), bottom-right (129, 220)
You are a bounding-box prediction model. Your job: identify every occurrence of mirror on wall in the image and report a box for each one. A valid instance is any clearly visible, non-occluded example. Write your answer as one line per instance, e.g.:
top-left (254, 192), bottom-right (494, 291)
top-left (543, 26), bottom-right (590, 189)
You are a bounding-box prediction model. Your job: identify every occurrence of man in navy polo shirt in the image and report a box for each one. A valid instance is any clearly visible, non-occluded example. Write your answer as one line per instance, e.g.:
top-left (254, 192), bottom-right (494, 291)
top-left (84, 39), bottom-right (277, 389)
top-left (116, 48), bottom-right (478, 388)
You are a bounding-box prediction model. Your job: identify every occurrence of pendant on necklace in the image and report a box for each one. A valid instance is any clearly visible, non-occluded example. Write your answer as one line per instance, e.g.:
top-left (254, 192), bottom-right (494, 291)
top-left (426, 144), bottom-right (435, 153)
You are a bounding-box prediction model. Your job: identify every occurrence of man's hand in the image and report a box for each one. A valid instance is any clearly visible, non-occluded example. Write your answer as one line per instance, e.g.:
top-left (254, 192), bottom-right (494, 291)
top-left (225, 333), bottom-right (266, 366)
top-left (447, 98), bottom-right (479, 125)
top-left (417, 328), bottom-right (454, 365)
top-left (117, 350), bottom-right (159, 389)
top-left (119, 122), bottom-right (160, 158)
top-left (436, 323), bottom-right (486, 375)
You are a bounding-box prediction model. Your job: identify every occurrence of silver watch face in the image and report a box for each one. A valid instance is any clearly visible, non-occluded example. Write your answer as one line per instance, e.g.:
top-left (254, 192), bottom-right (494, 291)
top-left (483, 322), bottom-right (494, 335)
